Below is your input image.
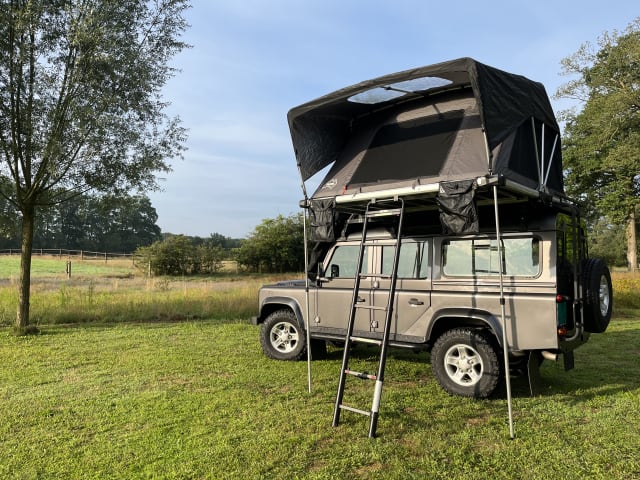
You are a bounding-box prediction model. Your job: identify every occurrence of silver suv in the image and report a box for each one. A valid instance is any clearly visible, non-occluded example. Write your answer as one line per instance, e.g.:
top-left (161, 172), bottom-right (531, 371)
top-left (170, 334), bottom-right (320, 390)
top-left (253, 205), bottom-right (612, 398)
top-left (252, 58), bottom-right (613, 398)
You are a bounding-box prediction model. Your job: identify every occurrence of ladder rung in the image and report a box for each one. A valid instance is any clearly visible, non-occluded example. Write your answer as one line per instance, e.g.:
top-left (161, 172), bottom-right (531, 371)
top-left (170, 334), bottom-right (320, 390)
top-left (358, 273), bottom-right (392, 279)
top-left (339, 404), bottom-right (371, 417)
top-left (349, 336), bottom-right (383, 346)
top-left (355, 305), bottom-right (387, 311)
top-left (358, 273), bottom-right (376, 278)
top-left (345, 369), bottom-right (377, 380)
top-left (366, 208), bottom-right (402, 218)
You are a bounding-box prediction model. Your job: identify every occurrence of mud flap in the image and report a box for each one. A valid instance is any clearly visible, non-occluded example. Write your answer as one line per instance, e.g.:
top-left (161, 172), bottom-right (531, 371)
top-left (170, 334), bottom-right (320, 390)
top-left (526, 351), bottom-right (543, 397)
top-left (563, 351), bottom-right (574, 371)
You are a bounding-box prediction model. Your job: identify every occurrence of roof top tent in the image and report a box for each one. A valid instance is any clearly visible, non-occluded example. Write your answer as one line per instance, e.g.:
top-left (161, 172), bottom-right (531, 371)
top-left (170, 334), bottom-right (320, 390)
top-left (288, 58), bottom-right (572, 438)
top-left (289, 57), bottom-right (573, 241)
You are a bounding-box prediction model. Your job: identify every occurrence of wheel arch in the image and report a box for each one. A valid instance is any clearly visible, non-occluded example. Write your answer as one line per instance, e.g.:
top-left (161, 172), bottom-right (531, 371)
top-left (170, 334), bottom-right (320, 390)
top-left (258, 297), bottom-right (305, 330)
top-left (427, 308), bottom-right (503, 347)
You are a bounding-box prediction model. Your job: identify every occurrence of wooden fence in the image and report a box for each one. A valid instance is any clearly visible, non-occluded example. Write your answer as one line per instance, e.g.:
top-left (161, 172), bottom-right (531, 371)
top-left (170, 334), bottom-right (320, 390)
top-left (0, 248), bottom-right (135, 263)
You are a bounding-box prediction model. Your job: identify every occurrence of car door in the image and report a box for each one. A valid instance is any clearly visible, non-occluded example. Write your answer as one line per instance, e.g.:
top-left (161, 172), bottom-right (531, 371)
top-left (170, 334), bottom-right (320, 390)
top-left (372, 238), bottom-right (432, 341)
top-left (313, 242), bottom-right (375, 335)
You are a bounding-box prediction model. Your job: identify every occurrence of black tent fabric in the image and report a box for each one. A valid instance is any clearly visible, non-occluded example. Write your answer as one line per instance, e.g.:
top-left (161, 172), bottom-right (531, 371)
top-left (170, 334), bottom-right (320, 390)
top-left (288, 57), bottom-right (563, 198)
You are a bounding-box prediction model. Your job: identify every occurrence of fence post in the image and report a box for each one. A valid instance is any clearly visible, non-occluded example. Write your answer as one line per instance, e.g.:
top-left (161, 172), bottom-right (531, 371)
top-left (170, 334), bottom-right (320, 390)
top-left (66, 261), bottom-right (71, 279)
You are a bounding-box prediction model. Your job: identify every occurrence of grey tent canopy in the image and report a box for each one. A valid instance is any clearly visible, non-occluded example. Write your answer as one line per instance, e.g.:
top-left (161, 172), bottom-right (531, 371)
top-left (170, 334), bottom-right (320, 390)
top-left (288, 57), bottom-right (563, 201)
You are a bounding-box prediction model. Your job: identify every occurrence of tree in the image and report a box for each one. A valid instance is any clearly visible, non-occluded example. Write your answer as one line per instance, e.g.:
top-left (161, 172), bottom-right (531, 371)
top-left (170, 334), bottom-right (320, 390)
top-left (556, 18), bottom-right (640, 270)
top-left (236, 214), bottom-right (305, 273)
top-left (96, 195), bottom-right (162, 252)
top-left (588, 216), bottom-right (629, 268)
top-left (0, 0), bottom-right (189, 332)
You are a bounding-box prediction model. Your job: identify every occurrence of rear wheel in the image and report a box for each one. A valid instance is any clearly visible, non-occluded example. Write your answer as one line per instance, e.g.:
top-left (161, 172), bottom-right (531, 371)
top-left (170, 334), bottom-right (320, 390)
top-left (582, 258), bottom-right (612, 333)
top-left (431, 328), bottom-right (502, 398)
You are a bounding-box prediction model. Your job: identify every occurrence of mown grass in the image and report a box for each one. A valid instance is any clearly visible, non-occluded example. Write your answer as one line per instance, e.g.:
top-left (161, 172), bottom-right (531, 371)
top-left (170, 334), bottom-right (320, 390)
top-left (0, 317), bottom-right (639, 479)
top-left (0, 254), bottom-right (136, 279)
top-left (0, 258), bottom-right (639, 478)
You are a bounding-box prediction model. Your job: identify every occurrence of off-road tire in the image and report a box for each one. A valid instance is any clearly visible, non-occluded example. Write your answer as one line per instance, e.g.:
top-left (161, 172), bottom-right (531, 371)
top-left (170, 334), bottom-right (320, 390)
top-left (260, 309), bottom-right (306, 361)
top-left (582, 258), bottom-right (612, 333)
top-left (431, 328), bottom-right (502, 398)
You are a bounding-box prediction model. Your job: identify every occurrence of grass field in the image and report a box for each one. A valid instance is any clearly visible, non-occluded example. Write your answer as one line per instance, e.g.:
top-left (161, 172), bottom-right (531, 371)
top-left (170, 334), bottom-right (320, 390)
top-left (0, 257), bottom-right (639, 478)
top-left (0, 255), bottom-right (279, 326)
top-left (0, 318), bottom-right (639, 479)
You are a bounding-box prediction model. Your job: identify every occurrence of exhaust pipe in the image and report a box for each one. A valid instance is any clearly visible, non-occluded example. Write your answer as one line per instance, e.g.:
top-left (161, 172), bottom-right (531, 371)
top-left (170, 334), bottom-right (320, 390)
top-left (541, 350), bottom-right (558, 362)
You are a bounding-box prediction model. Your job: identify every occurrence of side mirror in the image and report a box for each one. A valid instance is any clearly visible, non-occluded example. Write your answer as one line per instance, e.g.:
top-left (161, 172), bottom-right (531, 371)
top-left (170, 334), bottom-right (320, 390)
top-left (316, 264), bottom-right (330, 285)
top-left (331, 264), bottom-right (340, 278)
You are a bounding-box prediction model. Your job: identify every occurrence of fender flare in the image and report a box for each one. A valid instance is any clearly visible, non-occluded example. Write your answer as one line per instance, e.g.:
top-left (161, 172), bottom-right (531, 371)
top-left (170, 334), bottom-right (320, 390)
top-left (427, 308), bottom-right (504, 347)
top-left (258, 296), bottom-right (306, 331)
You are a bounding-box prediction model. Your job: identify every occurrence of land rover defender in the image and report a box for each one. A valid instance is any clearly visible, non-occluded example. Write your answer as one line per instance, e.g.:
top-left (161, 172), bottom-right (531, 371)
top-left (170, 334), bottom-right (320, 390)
top-left (252, 58), bottom-right (612, 398)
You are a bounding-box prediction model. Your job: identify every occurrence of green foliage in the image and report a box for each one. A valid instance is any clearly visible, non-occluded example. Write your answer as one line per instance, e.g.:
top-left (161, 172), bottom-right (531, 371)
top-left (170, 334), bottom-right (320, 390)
top-left (557, 18), bottom-right (640, 225)
top-left (0, 0), bottom-right (190, 203)
top-left (236, 213), bottom-right (305, 273)
top-left (588, 217), bottom-right (629, 267)
top-left (0, 192), bottom-right (162, 252)
top-left (135, 235), bottom-right (226, 276)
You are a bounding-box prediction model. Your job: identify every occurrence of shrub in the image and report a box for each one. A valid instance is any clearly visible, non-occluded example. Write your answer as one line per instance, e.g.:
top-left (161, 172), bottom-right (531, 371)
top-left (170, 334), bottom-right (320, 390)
top-left (135, 236), bottom-right (224, 276)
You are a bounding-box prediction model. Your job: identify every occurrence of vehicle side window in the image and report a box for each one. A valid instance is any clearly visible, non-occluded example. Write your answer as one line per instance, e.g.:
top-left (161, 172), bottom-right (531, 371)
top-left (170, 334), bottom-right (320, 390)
top-left (443, 237), bottom-right (540, 277)
top-left (326, 245), bottom-right (368, 278)
top-left (381, 240), bottom-right (430, 279)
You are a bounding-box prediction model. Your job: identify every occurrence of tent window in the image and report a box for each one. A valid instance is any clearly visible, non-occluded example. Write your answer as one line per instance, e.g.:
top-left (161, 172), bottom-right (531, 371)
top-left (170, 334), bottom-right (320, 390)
top-left (349, 110), bottom-right (464, 185)
top-left (347, 76), bottom-right (453, 104)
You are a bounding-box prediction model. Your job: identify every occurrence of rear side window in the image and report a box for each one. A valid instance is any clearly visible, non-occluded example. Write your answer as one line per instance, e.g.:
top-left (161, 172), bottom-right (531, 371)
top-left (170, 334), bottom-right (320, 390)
top-left (381, 240), bottom-right (430, 278)
top-left (443, 237), bottom-right (540, 277)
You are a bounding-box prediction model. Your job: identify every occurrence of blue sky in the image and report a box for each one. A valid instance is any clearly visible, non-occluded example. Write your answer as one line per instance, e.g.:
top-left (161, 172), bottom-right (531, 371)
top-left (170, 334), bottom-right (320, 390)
top-left (150, 1), bottom-right (637, 238)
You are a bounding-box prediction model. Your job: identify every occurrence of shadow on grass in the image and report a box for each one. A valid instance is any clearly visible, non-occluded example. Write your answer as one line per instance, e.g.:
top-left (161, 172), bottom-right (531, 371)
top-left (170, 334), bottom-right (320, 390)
top-left (0, 316), bottom-right (254, 337)
top-left (318, 323), bottom-right (640, 407)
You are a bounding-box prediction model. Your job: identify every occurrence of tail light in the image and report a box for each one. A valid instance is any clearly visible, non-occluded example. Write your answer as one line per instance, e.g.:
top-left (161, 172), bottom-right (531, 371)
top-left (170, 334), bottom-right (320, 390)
top-left (556, 295), bottom-right (568, 337)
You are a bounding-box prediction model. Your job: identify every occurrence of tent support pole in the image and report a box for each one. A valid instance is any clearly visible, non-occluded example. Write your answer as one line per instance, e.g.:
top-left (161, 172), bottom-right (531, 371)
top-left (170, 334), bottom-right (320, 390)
top-left (296, 163), bottom-right (313, 394)
top-left (493, 185), bottom-right (515, 439)
top-left (542, 134), bottom-right (560, 188)
top-left (531, 117), bottom-right (542, 188)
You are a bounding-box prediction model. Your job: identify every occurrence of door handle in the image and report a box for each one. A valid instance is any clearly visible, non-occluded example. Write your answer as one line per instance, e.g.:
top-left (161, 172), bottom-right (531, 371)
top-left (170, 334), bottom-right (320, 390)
top-left (408, 298), bottom-right (424, 306)
top-left (357, 296), bottom-right (366, 303)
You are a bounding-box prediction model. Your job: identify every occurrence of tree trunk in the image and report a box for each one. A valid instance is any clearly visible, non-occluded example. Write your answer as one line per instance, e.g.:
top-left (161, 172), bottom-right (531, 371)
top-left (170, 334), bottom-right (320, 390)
top-left (627, 210), bottom-right (638, 272)
top-left (16, 203), bottom-right (36, 334)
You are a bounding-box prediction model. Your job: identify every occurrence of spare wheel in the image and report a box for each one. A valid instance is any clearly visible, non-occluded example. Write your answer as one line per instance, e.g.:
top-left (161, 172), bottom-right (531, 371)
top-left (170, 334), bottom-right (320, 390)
top-left (581, 258), bottom-right (612, 333)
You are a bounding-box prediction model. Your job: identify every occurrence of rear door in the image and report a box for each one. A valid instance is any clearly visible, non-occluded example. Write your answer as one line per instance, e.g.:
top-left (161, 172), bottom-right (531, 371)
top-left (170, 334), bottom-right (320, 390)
top-left (372, 239), bottom-right (432, 340)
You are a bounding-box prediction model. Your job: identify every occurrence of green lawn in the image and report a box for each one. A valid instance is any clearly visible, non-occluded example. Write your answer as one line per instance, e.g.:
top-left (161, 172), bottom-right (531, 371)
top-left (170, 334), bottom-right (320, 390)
top-left (1, 317), bottom-right (638, 479)
top-left (0, 254), bottom-right (136, 279)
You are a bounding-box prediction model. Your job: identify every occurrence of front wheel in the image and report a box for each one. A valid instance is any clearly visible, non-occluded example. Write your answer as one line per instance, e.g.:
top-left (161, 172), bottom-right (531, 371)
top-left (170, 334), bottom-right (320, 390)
top-left (260, 309), bottom-right (306, 361)
top-left (431, 328), bottom-right (502, 398)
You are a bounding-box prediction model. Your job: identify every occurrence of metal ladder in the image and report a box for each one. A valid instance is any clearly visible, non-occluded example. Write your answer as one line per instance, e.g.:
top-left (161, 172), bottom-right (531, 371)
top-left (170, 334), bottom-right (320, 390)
top-left (332, 197), bottom-right (405, 438)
